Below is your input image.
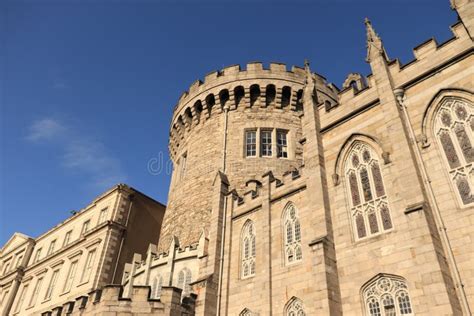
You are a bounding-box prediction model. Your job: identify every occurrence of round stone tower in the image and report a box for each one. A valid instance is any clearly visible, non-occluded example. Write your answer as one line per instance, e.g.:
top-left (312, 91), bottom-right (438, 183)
top-left (158, 62), bottom-right (337, 251)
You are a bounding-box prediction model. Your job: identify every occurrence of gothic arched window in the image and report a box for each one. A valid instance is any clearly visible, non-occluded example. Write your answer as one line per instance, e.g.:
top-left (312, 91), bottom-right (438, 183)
top-left (151, 275), bottom-right (163, 298)
top-left (283, 203), bottom-right (302, 265)
top-left (344, 142), bottom-right (393, 240)
top-left (362, 275), bottom-right (413, 316)
top-left (285, 297), bottom-right (306, 316)
top-left (434, 98), bottom-right (474, 205)
top-left (177, 267), bottom-right (192, 297)
top-left (241, 220), bottom-right (256, 279)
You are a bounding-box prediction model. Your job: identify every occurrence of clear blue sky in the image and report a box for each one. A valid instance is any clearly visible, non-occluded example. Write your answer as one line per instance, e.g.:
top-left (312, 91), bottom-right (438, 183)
top-left (0, 0), bottom-right (456, 245)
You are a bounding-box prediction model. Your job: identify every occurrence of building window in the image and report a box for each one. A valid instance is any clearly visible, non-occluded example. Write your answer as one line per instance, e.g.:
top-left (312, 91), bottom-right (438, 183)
top-left (277, 130), bottom-right (288, 158)
top-left (344, 142), bottom-right (393, 241)
top-left (261, 130), bottom-right (272, 157)
top-left (81, 249), bottom-right (96, 283)
top-left (14, 284), bottom-right (28, 313)
top-left (180, 152), bottom-right (187, 180)
top-left (98, 208), bottom-right (108, 224)
top-left (63, 230), bottom-right (72, 247)
top-left (245, 130), bottom-right (257, 157)
top-left (44, 269), bottom-right (60, 300)
top-left (63, 260), bottom-right (78, 293)
top-left (151, 275), bottom-right (163, 298)
top-left (241, 220), bottom-right (256, 279)
top-left (435, 98), bottom-right (474, 205)
top-left (34, 248), bottom-right (42, 263)
top-left (283, 203), bottom-right (302, 265)
top-left (285, 297), bottom-right (306, 316)
top-left (362, 275), bottom-right (413, 316)
top-left (2, 261), bottom-right (10, 275)
top-left (47, 240), bottom-right (56, 256)
top-left (15, 255), bottom-right (23, 268)
top-left (81, 220), bottom-right (91, 235)
top-left (177, 267), bottom-right (192, 297)
top-left (29, 277), bottom-right (43, 307)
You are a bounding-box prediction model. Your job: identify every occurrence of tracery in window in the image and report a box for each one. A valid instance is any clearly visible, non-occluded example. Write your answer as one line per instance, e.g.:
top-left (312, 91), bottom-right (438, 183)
top-left (435, 98), bottom-right (474, 205)
top-left (344, 142), bottom-right (393, 240)
top-left (241, 220), bottom-right (256, 278)
top-left (362, 275), bottom-right (413, 316)
top-left (283, 203), bottom-right (302, 265)
top-left (151, 275), bottom-right (163, 298)
top-left (177, 268), bottom-right (192, 297)
top-left (285, 297), bottom-right (306, 316)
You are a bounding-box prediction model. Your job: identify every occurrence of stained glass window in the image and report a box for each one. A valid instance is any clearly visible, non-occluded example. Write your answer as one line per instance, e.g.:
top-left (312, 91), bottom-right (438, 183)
top-left (241, 221), bottom-right (256, 278)
top-left (345, 142), bottom-right (393, 240)
top-left (283, 203), bottom-right (302, 265)
top-left (454, 124), bottom-right (474, 163)
top-left (361, 168), bottom-right (373, 202)
top-left (398, 291), bottom-right (412, 314)
top-left (349, 172), bottom-right (361, 206)
top-left (372, 163), bottom-right (385, 197)
top-left (368, 298), bottom-right (381, 316)
top-left (435, 98), bottom-right (474, 205)
top-left (362, 275), bottom-right (414, 316)
top-left (456, 175), bottom-right (474, 205)
top-left (368, 211), bottom-right (379, 234)
top-left (380, 204), bottom-right (393, 230)
top-left (440, 131), bottom-right (461, 169)
top-left (356, 213), bottom-right (367, 239)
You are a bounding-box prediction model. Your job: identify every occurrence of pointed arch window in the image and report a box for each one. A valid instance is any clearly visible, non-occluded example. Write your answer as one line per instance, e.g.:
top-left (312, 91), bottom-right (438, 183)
top-left (344, 142), bottom-right (393, 240)
top-left (241, 220), bottom-right (256, 279)
top-left (283, 203), bottom-right (302, 265)
top-left (434, 98), bottom-right (474, 205)
top-left (177, 267), bottom-right (192, 297)
top-left (362, 275), bottom-right (413, 316)
top-left (285, 297), bottom-right (306, 316)
top-left (151, 275), bottom-right (163, 299)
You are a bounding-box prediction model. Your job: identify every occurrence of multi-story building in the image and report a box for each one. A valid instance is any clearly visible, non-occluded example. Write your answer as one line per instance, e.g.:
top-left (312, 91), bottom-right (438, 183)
top-left (0, 184), bottom-right (165, 316)
top-left (3, 0), bottom-right (474, 315)
top-left (0, 233), bottom-right (35, 316)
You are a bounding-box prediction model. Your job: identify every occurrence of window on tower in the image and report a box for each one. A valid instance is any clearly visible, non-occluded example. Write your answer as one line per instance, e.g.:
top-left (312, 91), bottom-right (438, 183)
top-left (245, 130), bottom-right (257, 157)
top-left (277, 130), bottom-right (288, 158)
top-left (261, 130), bottom-right (272, 157)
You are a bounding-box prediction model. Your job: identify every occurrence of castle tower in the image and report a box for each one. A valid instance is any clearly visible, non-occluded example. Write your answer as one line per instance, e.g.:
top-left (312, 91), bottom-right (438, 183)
top-left (159, 62), bottom-right (337, 252)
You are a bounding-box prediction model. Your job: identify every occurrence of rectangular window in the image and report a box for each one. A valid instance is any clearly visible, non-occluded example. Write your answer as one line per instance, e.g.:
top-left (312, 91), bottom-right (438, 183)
top-left (63, 230), bottom-right (72, 247)
top-left (34, 248), bottom-right (42, 263)
top-left (29, 277), bottom-right (43, 307)
top-left (15, 255), bottom-right (23, 268)
top-left (261, 130), bottom-right (272, 157)
top-left (2, 262), bottom-right (10, 275)
top-left (245, 130), bottom-right (257, 157)
top-left (14, 284), bottom-right (28, 313)
top-left (180, 153), bottom-right (187, 180)
top-left (81, 220), bottom-right (90, 235)
top-left (98, 208), bottom-right (108, 224)
top-left (277, 130), bottom-right (288, 158)
top-left (47, 240), bottom-right (56, 256)
top-left (81, 249), bottom-right (96, 283)
top-left (63, 261), bottom-right (78, 293)
top-left (1, 291), bottom-right (9, 308)
top-left (44, 270), bottom-right (60, 300)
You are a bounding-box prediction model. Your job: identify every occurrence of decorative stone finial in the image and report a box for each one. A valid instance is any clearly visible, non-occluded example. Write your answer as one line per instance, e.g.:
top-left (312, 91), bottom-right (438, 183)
top-left (365, 18), bottom-right (387, 63)
top-left (304, 59), bottom-right (310, 70)
top-left (303, 60), bottom-right (316, 107)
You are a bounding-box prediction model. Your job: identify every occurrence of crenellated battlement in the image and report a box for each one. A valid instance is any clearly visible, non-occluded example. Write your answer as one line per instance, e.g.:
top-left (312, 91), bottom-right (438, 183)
top-left (385, 21), bottom-right (471, 88)
top-left (168, 62), bottom-right (338, 160)
top-left (38, 284), bottom-right (196, 316)
top-left (232, 167), bottom-right (305, 212)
